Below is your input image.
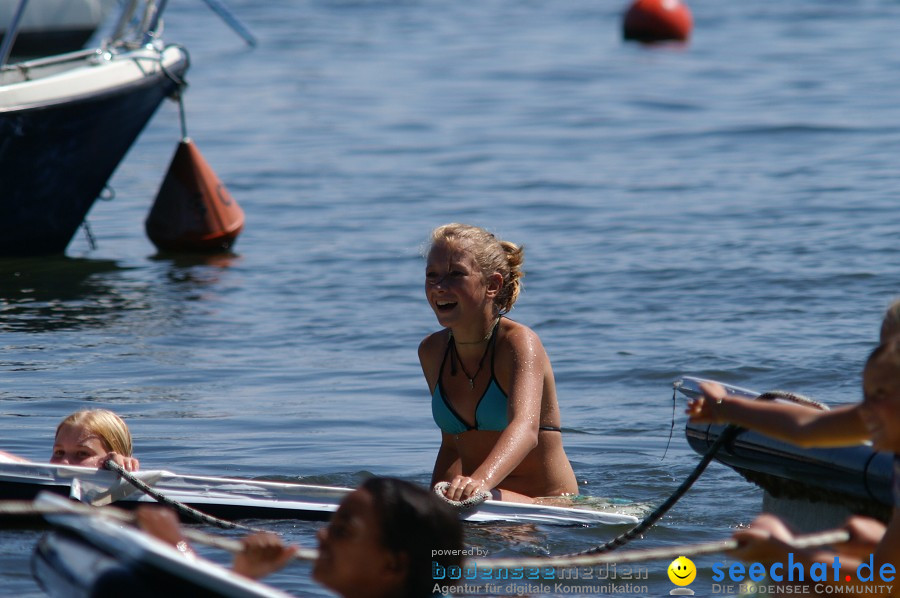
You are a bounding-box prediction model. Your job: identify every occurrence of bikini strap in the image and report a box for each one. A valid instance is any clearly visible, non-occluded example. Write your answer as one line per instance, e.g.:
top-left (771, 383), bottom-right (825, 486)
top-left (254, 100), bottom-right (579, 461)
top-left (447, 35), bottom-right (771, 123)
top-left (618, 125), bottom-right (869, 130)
top-left (438, 331), bottom-right (454, 381)
top-left (488, 315), bottom-right (502, 376)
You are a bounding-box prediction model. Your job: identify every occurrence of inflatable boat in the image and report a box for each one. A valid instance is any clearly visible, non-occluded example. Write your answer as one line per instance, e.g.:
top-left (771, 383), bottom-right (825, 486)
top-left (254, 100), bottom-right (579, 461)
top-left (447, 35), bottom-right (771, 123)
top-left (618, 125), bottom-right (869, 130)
top-left (676, 376), bottom-right (893, 521)
top-left (31, 493), bottom-right (292, 598)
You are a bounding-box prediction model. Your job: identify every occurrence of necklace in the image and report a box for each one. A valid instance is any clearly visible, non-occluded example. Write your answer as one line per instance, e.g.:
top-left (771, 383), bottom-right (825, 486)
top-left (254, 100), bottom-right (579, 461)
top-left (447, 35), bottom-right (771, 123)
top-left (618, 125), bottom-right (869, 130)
top-left (450, 317), bottom-right (501, 345)
top-left (450, 318), bottom-right (500, 389)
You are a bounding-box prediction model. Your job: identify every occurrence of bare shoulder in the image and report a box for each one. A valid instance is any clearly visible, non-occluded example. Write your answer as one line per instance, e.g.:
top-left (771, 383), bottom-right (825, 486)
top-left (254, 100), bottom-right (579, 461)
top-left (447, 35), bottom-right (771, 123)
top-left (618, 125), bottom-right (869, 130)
top-left (418, 330), bottom-right (449, 385)
top-left (499, 319), bottom-right (546, 359)
top-left (418, 329), bottom-right (448, 359)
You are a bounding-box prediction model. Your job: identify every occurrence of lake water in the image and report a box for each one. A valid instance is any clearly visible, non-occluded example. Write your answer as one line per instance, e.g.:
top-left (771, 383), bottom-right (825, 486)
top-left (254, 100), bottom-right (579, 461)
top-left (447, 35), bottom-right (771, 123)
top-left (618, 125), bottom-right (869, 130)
top-left (2, 0), bottom-right (899, 595)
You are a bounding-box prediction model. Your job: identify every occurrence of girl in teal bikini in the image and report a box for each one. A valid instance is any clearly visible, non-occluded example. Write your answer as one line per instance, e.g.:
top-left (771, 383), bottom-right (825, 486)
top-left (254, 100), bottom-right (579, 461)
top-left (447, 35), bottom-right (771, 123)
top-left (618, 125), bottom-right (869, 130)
top-left (418, 223), bottom-right (578, 503)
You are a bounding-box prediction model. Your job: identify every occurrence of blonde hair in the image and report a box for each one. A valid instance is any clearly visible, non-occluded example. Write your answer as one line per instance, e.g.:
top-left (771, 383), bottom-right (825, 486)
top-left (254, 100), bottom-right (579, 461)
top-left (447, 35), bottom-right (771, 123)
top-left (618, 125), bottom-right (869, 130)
top-left (881, 298), bottom-right (900, 343)
top-left (56, 409), bottom-right (133, 456)
top-left (428, 223), bottom-right (524, 314)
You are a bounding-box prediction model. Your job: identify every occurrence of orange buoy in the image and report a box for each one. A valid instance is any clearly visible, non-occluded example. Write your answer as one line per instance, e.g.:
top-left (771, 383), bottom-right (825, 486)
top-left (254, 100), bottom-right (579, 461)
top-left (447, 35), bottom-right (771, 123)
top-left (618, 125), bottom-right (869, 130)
top-left (623, 0), bottom-right (692, 43)
top-left (145, 138), bottom-right (245, 252)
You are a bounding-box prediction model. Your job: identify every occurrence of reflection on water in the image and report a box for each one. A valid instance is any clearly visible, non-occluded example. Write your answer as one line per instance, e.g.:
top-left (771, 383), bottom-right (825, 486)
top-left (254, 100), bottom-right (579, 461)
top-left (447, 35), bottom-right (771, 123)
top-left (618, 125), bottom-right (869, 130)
top-left (0, 257), bottom-right (141, 333)
top-left (150, 251), bottom-right (242, 289)
top-left (0, 253), bottom-right (243, 333)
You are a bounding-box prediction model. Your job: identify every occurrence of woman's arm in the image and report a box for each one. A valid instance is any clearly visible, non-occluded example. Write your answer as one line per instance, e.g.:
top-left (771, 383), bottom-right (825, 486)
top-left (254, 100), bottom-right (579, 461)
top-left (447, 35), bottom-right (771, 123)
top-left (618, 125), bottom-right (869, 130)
top-left (443, 327), bottom-right (542, 501)
top-left (731, 513), bottom-right (896, 598)
top-left (420, 334), bottom-right (464, 489)
top-left (873, 509), bottom-right (900, 578)
top-left (686, 382), bottom-right (869, 447)
top-left (431, 434), bottom-right (462, 487)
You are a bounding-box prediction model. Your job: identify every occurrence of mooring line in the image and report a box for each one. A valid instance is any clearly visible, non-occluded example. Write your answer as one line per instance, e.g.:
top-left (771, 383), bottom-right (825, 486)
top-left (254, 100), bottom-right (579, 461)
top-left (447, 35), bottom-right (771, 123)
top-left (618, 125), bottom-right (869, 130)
top-left (103, 459), bottom-right (267, 533)
top-left (568, 422), bottom-right (742, 556)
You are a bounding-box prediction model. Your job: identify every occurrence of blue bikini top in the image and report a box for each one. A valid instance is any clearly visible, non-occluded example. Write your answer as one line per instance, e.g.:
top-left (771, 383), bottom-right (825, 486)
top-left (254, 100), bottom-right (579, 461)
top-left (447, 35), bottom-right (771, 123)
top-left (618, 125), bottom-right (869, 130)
top-left (431, 324), bottom-right (508, 435)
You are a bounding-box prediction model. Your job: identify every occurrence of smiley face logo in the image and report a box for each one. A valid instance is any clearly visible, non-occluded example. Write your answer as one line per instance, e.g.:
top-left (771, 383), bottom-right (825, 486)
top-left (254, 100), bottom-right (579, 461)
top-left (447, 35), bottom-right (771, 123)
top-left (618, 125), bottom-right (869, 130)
top-left (668, 556), bottom-right (696, 586)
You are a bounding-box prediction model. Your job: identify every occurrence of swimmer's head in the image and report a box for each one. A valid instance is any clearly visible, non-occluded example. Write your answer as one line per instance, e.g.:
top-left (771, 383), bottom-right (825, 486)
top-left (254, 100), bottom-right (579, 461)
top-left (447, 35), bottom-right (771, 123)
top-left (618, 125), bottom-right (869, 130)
top-left (54, 409), bottom-right (132, 457)
top-left (861, 340), bottom-right (900, 452)
top-left (426, 223), bottom-right (524, 314)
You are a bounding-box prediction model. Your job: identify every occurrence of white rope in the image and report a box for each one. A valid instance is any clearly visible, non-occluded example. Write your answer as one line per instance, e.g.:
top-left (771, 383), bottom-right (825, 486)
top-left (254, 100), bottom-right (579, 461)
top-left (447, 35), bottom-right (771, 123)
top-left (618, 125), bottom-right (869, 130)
top-left (468, 529), bottom-right (850, 569)
top-left (433, 482), bottom-right (490, 509)
top-left (103, 459), bottom-right (266, 533)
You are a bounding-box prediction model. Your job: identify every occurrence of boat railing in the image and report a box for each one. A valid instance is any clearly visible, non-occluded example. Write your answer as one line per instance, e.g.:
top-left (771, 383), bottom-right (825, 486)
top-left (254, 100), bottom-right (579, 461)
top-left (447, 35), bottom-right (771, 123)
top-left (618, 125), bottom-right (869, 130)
top-left (0, 0), bottom-right (172, 83)
top-left (0, 0), bottom-right (30, 68)
top-left (0, 48), bottom-right (97, 78)
top-left (2, 0), bottom-right (253, 71)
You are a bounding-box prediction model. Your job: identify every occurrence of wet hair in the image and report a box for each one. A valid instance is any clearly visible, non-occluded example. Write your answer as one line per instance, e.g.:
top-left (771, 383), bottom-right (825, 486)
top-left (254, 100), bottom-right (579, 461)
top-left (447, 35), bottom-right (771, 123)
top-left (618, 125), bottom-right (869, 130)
top-left (428, 223), bottom-right (525, 313)
top-left (361, 477), bottom-right (464, 598)
top-left (55, 410), bottom-right (133, 457)
top-left (880, 298), bottom-right (900, 343)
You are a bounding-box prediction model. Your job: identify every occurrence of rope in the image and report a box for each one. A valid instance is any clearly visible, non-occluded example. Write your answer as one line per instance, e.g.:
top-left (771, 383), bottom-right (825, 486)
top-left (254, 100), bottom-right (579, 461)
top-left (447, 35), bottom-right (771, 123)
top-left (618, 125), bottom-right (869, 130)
top-left (0, 499), bottom-right (318, 561)
top-left (756, 390), bottom-right (828, 410)
top-left (566, 423), bottom-right (741, 556)
top-left (433, 482), bottom-right (491, 509)
top-left (470, 529), bottom-right (850, 569)
top-left (565, 386), bottom-right (821, 556)
top-left (103, 459), bottom-right (266, 533)
top-left (661, 385), bottom-right (678, 460)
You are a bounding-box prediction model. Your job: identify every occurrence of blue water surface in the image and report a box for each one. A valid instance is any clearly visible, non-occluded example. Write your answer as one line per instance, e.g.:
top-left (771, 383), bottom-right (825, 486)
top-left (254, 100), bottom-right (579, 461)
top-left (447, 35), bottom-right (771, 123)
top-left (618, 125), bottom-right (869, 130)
top-left (3, 0), bottom-right (900, 595)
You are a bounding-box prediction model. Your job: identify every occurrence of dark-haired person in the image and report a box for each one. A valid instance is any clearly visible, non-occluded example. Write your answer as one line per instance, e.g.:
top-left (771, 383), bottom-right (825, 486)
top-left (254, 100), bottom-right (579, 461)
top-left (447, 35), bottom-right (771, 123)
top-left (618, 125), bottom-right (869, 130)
top-left (139, 476), bottom-right (464, 598)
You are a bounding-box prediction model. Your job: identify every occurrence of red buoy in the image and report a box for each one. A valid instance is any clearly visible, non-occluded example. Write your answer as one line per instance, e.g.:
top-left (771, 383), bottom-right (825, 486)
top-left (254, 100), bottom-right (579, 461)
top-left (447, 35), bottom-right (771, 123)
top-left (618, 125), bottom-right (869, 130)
top-left (145, 139), bottom-right (245, 252)
top-left (623, 0), bottom-right (692, 43)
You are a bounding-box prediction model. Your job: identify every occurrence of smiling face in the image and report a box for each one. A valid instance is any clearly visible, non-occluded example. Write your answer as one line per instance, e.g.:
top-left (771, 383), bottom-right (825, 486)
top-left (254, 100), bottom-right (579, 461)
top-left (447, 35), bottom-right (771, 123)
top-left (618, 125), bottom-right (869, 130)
top-left (425, 240), bottom-right (496, 329)
top-left (668, 556), bottom-right (696, 586)
top-left (49, 424), bottom-right (112, 467)
top-left (312, 489), bottom-right (403, 598)
top-left (860, 356), bottom-right (900, 452)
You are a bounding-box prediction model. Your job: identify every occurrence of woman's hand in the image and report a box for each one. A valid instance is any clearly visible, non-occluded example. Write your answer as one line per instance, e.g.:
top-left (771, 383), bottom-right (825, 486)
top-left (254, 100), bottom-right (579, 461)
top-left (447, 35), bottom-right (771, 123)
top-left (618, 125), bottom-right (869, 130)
top-left (233, 532), bottom-right (298, 580)
top-left (441, 475), bottom-right (489, 502)
top-left (104, 451), bottom-right (140, 472)
top-left (838, 516), bottom-right (886, 560)
top-left (685, 381), bottom-right (729, 424)
top-left (136, 506), bottom-right (191, 553)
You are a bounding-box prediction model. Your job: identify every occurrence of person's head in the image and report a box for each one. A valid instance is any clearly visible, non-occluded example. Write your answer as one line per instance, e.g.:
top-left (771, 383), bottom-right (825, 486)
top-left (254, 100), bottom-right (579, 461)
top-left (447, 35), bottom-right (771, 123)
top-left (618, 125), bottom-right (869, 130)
top-left (879, 298), bottom-right (900, 343)
top-left (425, 223), bottom-right (524, 317)
top-left (860, 339), bottom-right (900, 452)
top-left (313, 477), bottom-right (464, 598)
top-left (50, 409), bottom-right (133, 467)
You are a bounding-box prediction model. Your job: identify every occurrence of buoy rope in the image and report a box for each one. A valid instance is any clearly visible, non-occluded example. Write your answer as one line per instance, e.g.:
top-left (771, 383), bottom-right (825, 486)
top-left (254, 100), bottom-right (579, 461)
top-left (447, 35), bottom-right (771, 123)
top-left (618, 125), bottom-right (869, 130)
top-left (0, 499), bottom-right (318, 562)
top-left (103, 459), bottom-right (266, 533)
top-left (470, 528), bottom-right (849, 569)
top-left (433, 481), bottom-right (491, 509)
